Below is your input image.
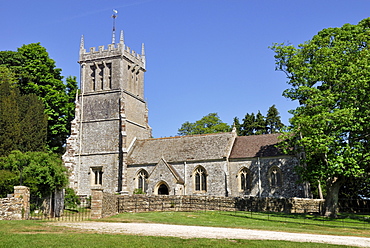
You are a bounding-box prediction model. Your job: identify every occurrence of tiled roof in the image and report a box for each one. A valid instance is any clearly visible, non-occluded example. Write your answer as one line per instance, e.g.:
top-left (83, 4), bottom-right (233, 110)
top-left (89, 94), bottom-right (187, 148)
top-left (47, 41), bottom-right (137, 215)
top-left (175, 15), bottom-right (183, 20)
top-left (127, 132), bottom-right (236, 165)
top-left (229, 133), bottom-right (284, 158)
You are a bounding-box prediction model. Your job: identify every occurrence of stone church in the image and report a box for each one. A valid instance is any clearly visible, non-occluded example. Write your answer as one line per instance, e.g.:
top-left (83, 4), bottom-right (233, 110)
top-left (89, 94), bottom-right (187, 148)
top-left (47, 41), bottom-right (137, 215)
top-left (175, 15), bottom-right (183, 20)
top-left (62, 31), bottom-right (308, 199)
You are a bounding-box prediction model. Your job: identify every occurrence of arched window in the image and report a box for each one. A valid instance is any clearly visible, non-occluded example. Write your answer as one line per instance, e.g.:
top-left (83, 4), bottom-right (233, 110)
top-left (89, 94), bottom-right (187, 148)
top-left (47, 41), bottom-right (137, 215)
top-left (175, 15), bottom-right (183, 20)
top-left (194, 166), bottom-right (207, 192)
top-left (239, 168), bottom-right (251, 192)
top-left (137, 170), bottom-right (148, 193)
top-left (269, 166), bottom-right (282, 188)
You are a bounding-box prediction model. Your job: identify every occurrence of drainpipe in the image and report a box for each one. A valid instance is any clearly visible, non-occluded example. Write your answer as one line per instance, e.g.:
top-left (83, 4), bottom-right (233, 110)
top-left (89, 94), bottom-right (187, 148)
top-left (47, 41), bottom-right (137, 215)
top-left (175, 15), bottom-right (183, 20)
top-left (184, 162), bottom-right (186, 195)
top-left (258, 157), bottom-right (261, 198)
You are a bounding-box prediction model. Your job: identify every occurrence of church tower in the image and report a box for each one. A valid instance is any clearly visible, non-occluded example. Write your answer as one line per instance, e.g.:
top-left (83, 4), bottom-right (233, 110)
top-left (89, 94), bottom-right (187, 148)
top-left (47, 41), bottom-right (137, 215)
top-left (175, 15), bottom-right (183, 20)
top-left (63, 31), bottom-right (151, 196)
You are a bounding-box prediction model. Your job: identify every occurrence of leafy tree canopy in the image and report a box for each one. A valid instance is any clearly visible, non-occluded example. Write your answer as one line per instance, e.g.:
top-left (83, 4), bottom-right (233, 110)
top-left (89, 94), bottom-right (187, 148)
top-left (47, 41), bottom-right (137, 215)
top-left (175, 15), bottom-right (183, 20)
top-left (0, 150), bottom-right (68, 197)
top-left (0, 43), bottom-right (78, 153)
top-left (233, 105), bottom-right (284, 136)
top-left (271, 18), bottom-right (370, 217)
top-left (178, 113), bottom-right (231, 136)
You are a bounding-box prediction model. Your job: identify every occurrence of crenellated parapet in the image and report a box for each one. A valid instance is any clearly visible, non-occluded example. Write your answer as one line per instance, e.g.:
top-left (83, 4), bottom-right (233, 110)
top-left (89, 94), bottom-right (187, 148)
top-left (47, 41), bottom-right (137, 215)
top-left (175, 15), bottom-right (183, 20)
top-left (79, 31), bottom-right (145, 70)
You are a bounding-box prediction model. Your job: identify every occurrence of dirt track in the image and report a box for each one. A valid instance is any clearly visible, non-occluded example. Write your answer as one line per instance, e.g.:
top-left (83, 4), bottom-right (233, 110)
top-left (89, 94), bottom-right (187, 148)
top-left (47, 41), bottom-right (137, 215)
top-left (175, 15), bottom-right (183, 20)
top-left (52, 222), bottom-right (370, 247)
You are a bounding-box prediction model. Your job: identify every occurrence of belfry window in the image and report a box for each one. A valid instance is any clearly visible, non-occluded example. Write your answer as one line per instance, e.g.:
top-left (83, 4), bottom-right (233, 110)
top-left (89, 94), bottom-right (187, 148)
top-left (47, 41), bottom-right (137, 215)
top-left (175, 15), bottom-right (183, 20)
top-left (98, 64), bottom-right (104, 90)
top-left (194, 166), bottom-right (207, 192)
top-left (137, 170), bottom-right (148, 193)
top-left (90, 65), bottom-right (96, 91)
top-left (106, 63), bottom-right (112, 89)
top-left (89, 63), bottom-right (112, 92)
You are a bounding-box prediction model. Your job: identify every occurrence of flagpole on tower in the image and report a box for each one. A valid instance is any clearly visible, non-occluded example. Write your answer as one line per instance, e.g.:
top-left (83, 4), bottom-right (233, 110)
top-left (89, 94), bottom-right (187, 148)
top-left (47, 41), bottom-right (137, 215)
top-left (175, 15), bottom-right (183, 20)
top-left (112, 9), bottom-right (118, 44)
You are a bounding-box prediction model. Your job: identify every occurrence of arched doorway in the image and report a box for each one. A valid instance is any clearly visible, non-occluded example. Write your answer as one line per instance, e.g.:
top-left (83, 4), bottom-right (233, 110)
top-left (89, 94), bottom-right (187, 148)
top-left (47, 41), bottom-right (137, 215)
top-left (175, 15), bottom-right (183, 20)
top-left (157, 183), bottom-right (169, 195)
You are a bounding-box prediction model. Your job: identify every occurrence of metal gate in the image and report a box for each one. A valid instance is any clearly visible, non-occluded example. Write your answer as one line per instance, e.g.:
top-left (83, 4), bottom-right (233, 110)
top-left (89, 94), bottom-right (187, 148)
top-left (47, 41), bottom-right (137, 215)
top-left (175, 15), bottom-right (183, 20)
top-left (28, 193), bottom-right (90, 221)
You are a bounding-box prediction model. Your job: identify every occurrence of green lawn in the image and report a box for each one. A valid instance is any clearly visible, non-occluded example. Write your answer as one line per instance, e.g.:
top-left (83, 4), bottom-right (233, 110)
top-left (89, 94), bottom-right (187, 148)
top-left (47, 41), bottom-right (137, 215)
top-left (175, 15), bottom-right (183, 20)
top-left (1, 211), bottom-right (369, 248)
top-left (102, 211), bottom-right (370, 238)
top-left (0, 220), bottom-right (351, 248)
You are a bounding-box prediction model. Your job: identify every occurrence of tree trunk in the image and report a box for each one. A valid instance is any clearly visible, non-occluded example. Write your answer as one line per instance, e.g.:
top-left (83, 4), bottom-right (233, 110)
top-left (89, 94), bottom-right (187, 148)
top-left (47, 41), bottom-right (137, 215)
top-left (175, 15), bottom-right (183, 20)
top-left (318, 180), bottom-right (323, 199)
top-left (323, 177), bottom-right (344, 217)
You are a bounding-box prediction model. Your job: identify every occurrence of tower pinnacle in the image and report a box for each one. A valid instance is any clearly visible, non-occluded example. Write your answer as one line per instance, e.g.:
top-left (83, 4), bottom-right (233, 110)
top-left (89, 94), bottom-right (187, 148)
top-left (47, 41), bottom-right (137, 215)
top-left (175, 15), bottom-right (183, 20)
top-left (141, 43), bottom-right (145, 56)
top-left (80, 35), bottom-right (85, 50)
top-left (120, 30), bottom-right (124, 44)
top-left (141, 43), bottom-right (146, 69)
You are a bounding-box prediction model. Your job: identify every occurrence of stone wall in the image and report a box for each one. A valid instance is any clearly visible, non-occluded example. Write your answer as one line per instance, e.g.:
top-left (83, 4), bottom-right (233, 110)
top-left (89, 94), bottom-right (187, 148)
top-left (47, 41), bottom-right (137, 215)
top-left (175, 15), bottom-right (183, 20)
top-left (229, 156), bottom-right (305, 198)
top-left (116, 195), bottom-right (324, 214)
top-left (102, 191), bottom-right (118, 218)
top-left (0, 186), bottom-right (30, 220)
top-left (91, 189), bottom-right (118, 219)
top-left (90, 190), bottom-right (325, 219)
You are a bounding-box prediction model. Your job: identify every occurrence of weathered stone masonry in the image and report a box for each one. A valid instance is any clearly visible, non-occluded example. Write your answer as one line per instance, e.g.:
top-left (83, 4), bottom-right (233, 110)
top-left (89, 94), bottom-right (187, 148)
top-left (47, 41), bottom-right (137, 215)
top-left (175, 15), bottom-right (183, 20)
top-left (63, 31), bottom-right (151, 197)
top-left (63, 30), bottom-right (308, 200)
top-left (0, 186), bottom-right (30, 220)
top-left (90, 190), bottom-right (325, 219)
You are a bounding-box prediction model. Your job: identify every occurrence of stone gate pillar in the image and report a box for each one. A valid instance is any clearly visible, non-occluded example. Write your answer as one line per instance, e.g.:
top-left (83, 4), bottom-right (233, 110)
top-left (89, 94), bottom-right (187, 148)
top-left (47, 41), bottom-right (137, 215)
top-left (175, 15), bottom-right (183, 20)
top-left (14, 186), bottom-right (30, 220)
top-left (91, 189), bottom-right (103, 219)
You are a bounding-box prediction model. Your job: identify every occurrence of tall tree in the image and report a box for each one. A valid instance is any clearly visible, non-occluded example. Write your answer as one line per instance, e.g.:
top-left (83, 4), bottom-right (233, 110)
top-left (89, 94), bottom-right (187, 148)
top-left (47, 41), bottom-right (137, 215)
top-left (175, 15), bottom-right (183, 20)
top-left (266, 105), bottom-right (284, 134)
top-left (271, 18), bottom-right (370, 217)
top-left (0, 43), bottom-right (78, 153)
top-left (241, 113), bottom-right (255, 136)
top-left (254, 111), bottom-right (267, 135)
top-left (0, 82), bottom-right (47, 156)
top-left (0, 82), bottom-right (21, 155)
top-left (237, 106), bottom-right (284, 136)
top-left (18, 94), bottom-right (48, 153)
top-left (178, 113), bottom-right (231, 136)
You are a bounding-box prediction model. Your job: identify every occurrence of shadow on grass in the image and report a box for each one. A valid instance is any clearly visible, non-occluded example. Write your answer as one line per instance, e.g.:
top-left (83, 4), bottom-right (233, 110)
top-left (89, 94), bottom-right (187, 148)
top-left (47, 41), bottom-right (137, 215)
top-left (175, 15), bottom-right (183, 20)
top-left (219, 211), bottom-right (370, 230)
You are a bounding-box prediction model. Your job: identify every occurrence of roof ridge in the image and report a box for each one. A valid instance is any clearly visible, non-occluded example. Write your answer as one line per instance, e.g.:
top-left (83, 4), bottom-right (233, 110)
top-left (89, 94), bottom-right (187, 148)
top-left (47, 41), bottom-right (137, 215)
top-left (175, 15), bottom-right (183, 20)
top-left (140, 132), bottom-right (235, 141)
top-left (236, 133), bottom-right (281, 138)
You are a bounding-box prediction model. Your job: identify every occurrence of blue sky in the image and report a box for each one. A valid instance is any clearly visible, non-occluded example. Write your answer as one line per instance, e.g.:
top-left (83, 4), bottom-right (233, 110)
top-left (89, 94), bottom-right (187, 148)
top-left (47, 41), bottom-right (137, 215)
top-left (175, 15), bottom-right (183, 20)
top-left (1, 0), bottom-right (369, 138)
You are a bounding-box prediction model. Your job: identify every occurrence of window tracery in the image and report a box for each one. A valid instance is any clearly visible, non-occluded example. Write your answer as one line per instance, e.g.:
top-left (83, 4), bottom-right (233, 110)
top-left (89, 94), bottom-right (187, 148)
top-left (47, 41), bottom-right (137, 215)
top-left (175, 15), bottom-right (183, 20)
top-left (238, 168), bottom-right (251, 192)
top-left (137, 170), bottom-right (148, 193)
top-left (194, 166), bottom-right (207, 192)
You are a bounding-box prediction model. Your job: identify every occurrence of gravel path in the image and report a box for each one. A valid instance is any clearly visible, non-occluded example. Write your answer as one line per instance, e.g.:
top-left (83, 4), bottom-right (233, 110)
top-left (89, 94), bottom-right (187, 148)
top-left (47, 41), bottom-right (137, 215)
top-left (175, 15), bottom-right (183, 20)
top-left (52, 222), bottom-right (370, 247)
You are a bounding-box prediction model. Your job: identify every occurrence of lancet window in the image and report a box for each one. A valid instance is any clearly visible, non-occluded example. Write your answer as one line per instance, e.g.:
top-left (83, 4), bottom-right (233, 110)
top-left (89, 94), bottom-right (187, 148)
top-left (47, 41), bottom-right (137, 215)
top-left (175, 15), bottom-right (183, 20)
top-left (269, 166), bottom-right (282, 188)
top-left (137, 170), bottom-right (148, 193)
top-left (239, 168), bottom-right (251, 192)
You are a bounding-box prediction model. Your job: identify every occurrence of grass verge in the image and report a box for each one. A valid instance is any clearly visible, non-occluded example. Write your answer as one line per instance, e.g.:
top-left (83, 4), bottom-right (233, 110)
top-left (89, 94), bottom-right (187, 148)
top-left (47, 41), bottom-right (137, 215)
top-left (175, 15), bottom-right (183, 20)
top-left (0, 220), bottom-right (352, 248)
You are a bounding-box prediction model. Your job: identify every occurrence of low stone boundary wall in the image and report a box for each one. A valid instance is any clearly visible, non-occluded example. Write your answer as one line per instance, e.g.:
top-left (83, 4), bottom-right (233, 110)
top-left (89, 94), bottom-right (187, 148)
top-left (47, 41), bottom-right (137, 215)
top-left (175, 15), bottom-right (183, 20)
top-left (0, 186), bottom-right (30, 220)
top-left (90, 189), bottom-right (325, 219)
top-left (116, 195), bottom-right (324, 214)
top-left (117, 195), bottom-right (237, 213)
